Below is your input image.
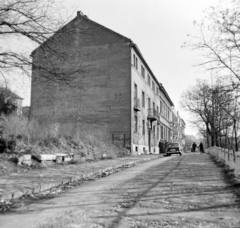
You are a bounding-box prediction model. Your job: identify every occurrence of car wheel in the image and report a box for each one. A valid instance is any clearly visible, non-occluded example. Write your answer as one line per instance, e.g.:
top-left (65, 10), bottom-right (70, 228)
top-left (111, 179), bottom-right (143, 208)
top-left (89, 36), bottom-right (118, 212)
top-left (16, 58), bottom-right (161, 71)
top-left (179, 153), bottom-right (182, 156)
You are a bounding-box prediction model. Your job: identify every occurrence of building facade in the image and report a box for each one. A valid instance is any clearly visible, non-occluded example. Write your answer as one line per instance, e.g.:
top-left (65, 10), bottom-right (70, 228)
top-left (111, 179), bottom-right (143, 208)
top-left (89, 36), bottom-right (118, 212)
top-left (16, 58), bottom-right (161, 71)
top-left (171, 109), bottom-right (186, 148)
top-left (0, 87), bottom-right (23, 116)
top-left (31, 12), bottom-right (175, 154)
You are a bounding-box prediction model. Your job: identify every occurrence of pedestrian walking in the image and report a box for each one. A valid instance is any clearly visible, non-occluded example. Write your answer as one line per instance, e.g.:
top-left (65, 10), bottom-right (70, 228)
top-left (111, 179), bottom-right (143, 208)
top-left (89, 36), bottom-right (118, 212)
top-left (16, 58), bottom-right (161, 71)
top-left (199, 142), bottom-right (204, 153)
top-left (191, 142), bottom-right (197, 152)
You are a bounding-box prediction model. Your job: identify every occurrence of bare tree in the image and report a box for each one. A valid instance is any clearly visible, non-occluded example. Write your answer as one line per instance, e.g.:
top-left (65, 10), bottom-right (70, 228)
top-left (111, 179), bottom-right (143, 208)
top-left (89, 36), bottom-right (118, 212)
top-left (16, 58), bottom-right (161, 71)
top-left (183, 0), bottom-right (240, 87)
top-left (0, 0), bottom-right (87, 85)
top-left (180, 79), bottom-right (238, 148)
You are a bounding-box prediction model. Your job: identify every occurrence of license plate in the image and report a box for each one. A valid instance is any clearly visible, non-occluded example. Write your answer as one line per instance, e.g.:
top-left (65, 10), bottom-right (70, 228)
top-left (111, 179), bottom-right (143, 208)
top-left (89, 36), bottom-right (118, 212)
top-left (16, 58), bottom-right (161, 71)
top-left (170, 149), bottom-right (175, 152)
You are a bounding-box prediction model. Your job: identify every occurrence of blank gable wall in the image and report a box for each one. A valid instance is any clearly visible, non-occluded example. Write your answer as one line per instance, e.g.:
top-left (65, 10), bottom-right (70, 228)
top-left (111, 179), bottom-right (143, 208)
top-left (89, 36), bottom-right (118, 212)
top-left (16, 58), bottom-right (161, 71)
top-left (31, 16), bottom-right (131, 140)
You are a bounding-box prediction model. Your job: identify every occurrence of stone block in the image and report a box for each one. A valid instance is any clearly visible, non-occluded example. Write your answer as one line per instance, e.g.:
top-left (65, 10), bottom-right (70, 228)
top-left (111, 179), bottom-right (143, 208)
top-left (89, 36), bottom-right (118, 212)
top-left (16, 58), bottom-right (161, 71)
top-left (55, 156), bottom-right (63, 163)
top-left (22, 154), bottom-right (32, 161)
top-left (34, 154), bottom-right (57, 161)
top-left (22, 160), bottom-right (32, 166)
top-left (64, 157), bottom-right (72, 162)
top-left (72, 154), bottom-right (81, 161)
top-left (102, 152), bottom-right (107, 159)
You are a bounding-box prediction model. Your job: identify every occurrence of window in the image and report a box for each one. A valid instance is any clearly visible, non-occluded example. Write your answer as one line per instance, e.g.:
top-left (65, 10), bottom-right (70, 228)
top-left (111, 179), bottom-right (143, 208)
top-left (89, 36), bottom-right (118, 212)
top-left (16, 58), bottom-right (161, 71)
top-left (160, 100), bottom-right (162, 114)
top-left (153, 102), bottom-right (155, 111)
top-left (156, 87), bottom-right (159, 95)
top-left (136, 57), bottom-right (138, 70)
top-left (148, 97), bottom-right (151, 109)
top-left (133, 54), bottom-right (135, 67)
top-left (152, 81), bottom-right (155, 93)
top-left (148, 74), bottom-right (151, 86)
top-left (142, 91), bottom-right (145, 108)
top-left (157, 126), bottom-right (159, 140)
top-left (157, 106), bottom-right (159, 115)
top-left (141, 65), bottom-right (145, 78)
top-left (161, 126), bottom-right (163, 139)
top-left (142, 119), bottom-right (145, 135)
top-left (153, 126), bottom-right (155, 138)
top-left (134, 83), bottom-right (137, 99)
top-left (134, 115), bottom-right (138, 133)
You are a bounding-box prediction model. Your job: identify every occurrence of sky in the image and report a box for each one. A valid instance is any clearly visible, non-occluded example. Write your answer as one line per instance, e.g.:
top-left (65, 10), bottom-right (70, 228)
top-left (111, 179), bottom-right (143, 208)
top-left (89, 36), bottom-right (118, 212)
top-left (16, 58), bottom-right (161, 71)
top-left (13, 0), bottom-right (220, 135)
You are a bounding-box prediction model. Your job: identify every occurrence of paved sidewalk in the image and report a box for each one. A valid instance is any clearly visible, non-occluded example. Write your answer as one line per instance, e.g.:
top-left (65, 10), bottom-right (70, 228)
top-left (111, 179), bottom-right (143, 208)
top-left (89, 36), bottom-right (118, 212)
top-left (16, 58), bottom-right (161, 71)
top-left (0, 155), bottom-right (162, 202)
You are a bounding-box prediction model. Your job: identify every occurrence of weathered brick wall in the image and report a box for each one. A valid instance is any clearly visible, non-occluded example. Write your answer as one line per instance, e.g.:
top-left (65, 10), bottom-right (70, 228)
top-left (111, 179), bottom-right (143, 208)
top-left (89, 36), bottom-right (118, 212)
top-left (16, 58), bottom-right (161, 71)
top-left (31, 14), bottom-right (131, 144)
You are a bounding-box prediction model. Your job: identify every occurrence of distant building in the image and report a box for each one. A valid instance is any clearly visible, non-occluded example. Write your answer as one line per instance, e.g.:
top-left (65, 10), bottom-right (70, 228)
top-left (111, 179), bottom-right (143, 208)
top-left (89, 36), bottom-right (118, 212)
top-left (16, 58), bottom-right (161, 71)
top-left (30, 11), bottom-right (177, 154)
top-left (171, 110), bottom-right (186, 148)
top-left (0, 87), bottom-right (23, 116)
top-left (180, 118), bottom-right (186, 147)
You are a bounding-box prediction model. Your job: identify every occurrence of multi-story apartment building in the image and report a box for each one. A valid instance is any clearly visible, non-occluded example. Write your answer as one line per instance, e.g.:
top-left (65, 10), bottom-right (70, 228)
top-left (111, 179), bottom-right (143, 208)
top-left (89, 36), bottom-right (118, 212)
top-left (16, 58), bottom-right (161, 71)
top-left (30, 12), bottom-right (174, 154)
top-left (180, 118), bottom-right (186, 148)
top-left (172, 109), bottom-right (180, 143)
top-left (159, 87), bottom-right (173, 143)
top-left (171, 109), bottom-right (186, 148)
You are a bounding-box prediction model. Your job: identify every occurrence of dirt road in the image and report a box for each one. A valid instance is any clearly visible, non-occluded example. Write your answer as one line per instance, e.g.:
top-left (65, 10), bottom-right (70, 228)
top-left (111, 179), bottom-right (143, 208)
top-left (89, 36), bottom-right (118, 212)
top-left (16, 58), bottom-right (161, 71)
top-left (1, 154), bottom-right (240, 228)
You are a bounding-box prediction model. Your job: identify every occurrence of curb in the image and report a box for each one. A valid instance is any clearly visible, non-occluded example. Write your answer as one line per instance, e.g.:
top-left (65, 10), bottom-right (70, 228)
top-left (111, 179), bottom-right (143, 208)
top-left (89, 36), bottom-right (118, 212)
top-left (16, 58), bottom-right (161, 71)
top-left (0, 155), bottom-right (161, 202)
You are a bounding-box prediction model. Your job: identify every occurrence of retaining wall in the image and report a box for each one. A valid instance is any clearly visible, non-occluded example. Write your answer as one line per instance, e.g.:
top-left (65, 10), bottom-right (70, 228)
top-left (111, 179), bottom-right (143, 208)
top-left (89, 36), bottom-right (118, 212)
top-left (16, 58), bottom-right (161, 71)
top-left (206, 147), bottom-right (240, 177)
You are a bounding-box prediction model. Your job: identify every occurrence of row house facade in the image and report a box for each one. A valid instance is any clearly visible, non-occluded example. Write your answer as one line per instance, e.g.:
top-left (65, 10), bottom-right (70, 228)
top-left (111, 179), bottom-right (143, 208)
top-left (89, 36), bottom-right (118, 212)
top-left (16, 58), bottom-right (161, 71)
top-left (31, 11), bottom-right (176, 155)
top-left (180, 118), bottom-right (186, 148)
top-left (131, 46), bottom-right (174, 154)
top-left (172, 109), bottom-right (186, 148)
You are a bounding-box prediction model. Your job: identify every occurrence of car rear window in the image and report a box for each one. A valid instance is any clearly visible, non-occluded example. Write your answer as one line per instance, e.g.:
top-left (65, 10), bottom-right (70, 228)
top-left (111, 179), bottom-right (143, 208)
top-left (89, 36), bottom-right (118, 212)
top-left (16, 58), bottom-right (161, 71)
top-left (170, 143), bottom-right (179, 147)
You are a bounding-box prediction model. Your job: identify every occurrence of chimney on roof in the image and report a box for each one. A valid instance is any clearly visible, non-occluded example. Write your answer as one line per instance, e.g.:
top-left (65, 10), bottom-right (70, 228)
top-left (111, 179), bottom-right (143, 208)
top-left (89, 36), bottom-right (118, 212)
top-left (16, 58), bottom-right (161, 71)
top-left (77, 11), bottom-right (88, 18)
top-left (77, 11), bottom-right (84, 17)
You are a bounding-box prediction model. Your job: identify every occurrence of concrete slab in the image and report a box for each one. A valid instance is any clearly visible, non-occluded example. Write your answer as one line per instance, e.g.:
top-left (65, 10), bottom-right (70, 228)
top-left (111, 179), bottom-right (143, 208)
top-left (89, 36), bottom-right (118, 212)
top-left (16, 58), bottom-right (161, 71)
top-left (34, 154), bottom-right (57, 161)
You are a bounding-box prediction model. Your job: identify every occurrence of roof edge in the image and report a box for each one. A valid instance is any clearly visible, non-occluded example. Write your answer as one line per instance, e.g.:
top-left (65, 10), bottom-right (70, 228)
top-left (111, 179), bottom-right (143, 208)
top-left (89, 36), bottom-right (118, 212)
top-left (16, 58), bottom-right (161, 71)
top-left (130, 43), bottom-right (174, 107)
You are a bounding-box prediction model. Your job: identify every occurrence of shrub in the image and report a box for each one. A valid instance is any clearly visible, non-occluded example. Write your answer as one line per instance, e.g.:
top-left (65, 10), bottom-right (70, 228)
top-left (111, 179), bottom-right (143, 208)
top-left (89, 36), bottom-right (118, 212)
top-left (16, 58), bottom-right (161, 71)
top-left (1, 114), bottom-right (129, 159)
top-left (2, 115), bottom-right (40, 143)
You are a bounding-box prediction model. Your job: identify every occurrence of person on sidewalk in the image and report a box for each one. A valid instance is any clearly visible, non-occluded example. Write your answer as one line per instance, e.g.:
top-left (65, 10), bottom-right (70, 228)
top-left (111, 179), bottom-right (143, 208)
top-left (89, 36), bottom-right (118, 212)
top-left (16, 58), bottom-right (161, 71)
top-left (199, 142), bottom-right (204, 153)
top-left (191, 142), bottom-right (197, 152)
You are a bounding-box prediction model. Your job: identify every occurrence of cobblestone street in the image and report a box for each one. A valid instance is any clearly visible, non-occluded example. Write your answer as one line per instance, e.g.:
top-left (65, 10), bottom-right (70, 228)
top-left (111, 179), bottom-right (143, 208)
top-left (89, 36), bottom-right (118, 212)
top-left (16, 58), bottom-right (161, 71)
top-left (1, 154), bottom-right (240, 228)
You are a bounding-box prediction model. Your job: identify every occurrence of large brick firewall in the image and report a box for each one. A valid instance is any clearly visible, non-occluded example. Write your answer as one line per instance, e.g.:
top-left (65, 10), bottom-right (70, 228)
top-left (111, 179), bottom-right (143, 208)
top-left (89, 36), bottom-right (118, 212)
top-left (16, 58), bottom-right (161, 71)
top-left (31, 15), bottom-right (131, 145)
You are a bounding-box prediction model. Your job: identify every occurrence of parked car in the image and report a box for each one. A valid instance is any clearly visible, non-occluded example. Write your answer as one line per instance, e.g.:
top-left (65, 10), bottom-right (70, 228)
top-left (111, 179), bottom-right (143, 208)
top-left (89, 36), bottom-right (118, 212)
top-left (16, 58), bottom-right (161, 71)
top-left (166, 143), bottom-right (182, 156)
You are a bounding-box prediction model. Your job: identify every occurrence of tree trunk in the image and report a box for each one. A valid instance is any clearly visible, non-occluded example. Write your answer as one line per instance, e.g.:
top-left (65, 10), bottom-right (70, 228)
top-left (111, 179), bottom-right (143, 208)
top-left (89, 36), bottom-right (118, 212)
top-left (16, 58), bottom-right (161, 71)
top-left (233, 118), bottom-right (238, 152)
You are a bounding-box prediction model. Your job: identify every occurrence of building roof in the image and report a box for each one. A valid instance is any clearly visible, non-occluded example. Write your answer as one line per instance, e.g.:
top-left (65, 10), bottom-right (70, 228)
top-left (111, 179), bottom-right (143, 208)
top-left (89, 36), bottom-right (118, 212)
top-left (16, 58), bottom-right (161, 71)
top-left (0, 87), bottom-right (23, 100)
top-left (130, 43), bottom-right (174, 106)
